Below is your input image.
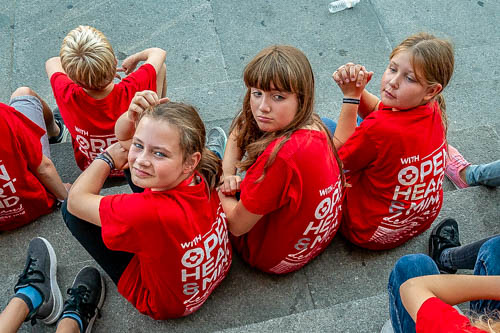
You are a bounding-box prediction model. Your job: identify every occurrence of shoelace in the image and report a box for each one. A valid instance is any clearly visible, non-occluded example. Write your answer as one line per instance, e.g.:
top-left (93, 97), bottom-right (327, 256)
top-left (17, 257), bottom-right (44, 287)
top-left (66, 286), bottom-right (99, 320)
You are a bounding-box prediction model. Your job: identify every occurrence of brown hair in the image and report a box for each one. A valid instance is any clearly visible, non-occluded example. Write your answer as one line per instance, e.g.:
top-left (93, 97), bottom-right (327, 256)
top-left (140, 102), bottom-right (222, 192)
top-left (231, 45), bottom-right (343, 181)
top-left (390, 32), bottom-right (454, 137)
top-left (60, 25), bottom-right (116, 90)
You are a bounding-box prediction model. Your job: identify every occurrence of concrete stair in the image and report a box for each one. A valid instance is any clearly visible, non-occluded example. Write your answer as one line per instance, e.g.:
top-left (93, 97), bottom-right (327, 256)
top-left (1, 0), bottom-right (499, 332)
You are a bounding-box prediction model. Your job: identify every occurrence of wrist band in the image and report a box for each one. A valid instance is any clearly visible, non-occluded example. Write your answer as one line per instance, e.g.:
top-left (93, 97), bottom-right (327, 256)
top-left (343, 98), bottom-right (360, 104)
top-left (95, 152), bottom-right (115, 170)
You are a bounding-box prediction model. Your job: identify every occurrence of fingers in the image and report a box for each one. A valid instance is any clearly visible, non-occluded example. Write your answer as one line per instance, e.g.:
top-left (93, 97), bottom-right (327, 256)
top-left (159, 97), bottom-right (170, 104)
top-left (220, 175), bottom-right (241, 196)
top-left (116, 67), bottom-right (125, 72)
top-left (333, 63), bottom-right (371, 87)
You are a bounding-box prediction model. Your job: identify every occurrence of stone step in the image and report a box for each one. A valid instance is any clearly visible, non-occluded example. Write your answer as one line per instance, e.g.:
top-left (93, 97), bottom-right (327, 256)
top-left (216, 293), bottom-right (389, 333)
top-left (2, 181), bottom-right (497, 332)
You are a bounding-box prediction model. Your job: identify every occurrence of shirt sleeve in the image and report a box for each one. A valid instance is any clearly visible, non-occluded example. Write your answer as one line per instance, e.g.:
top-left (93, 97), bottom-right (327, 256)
top-left (240, 154), bottom-right (298, 216)
top-left (99, 193), bottom-right (157, 254)
top-left (337, 116), bottom-right (379, 173)
top-left (416, 297), bottom-right (481, 332)
top-left (50, 72), bottom-right (78, 104)
top-left (119, 64), bottom-right (157, 96)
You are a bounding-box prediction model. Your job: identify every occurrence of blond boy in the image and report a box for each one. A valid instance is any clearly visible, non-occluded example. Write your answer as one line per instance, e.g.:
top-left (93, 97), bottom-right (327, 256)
top-left (46, 25), bottom-right (166, 176)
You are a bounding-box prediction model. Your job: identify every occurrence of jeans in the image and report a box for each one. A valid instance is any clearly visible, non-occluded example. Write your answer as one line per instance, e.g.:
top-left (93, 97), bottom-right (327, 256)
top-left (61, 201), bottom-right (133, 285)
top-left (320, 116), bottom-right (363, 136)
top-left (388, 236), bottom-right (500, 332)
top-left (466, 160), bottom-right (500, 187)
top-left (440, 234), bottom-right (498, 270)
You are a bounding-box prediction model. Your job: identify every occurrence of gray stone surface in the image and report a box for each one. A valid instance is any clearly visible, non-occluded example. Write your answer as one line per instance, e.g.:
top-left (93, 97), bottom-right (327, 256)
top-left (0, 0), bottom-right (499, 332)
top-left (217, 293), bottom-right (389, 333)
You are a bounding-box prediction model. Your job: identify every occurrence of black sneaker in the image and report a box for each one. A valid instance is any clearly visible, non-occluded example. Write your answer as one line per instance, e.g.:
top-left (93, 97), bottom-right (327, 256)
top-left (429, 218), bottom-right (461, 274)
top-left (62, 266), bottom-right (105, 333)
top-left (49, 108), bottom-right (70, 144)
top-left (14, 237), bottom-right (63, 325)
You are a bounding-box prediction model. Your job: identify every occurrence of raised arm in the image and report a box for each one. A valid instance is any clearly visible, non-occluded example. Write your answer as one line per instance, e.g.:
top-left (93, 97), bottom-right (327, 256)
top-left (219, 129), bottom-right (243, 195)
top-left (400, 274), bottom-right (500, 322)
top-left (34, 155), bottom-right (69, 201)
top-left (118, 48), bottom-right (167, 97)
top-left (45, 57), bottom-right (66, 79)
top-left (332, 63), bottom-right (373, 149)
top-left (115, 90), bottom-right (168, 150)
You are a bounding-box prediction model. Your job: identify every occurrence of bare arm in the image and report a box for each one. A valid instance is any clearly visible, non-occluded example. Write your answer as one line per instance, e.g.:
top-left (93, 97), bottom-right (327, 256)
top-left (45, 57), bottom-right (65, 79)
top-left (35, 155), bottom-right (68, 201)
top-left (67, 143), bottom-right (129, 226)
top-left (218, 191), bottom-right (262, 236)
top-left (332, 63), bottom-right (373, 149)
top-left (358, 89), bottom-right (380, 119)
top-left (401, 274), bottom-right (500, 322)
top-left (220, 130), bottom-right (243, 195)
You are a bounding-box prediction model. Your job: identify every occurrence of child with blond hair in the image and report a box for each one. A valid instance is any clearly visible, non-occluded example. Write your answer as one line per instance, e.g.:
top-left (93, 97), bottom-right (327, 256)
top-left (46, 25), bottom-right (166, 177)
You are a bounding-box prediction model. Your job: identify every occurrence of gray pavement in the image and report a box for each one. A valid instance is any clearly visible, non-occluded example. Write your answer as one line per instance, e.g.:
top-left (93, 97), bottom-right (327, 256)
top-left (0, 0), bottom-right (499, 332)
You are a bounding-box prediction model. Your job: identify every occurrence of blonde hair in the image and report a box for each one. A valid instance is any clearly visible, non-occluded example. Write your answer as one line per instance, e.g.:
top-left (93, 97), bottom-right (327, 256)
top-left (469, 310), bottom-right (500, 332)
top-left (390, 32), bottom-right (454, 137)
top-left (60, 25), bottom-right (116, 90)
top-left (140, 102), bottom-right (222, 192)
top-left (232, 45), bottom-right (343, 182)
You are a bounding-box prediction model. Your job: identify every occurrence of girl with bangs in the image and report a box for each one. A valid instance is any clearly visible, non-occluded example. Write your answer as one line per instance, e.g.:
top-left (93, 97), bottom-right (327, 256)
top-left (218, 45), bottom-right (343, 274)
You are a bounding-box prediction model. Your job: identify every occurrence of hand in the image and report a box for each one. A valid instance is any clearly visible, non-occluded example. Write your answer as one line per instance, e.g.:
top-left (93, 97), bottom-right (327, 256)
top-left (332, 63), bottom-right (373, 98)
top-left (218, 175), bottom-right (242, 196)
top-left (105, 143), bottom-right (129, 170)
top-left (127, 90), bottom-right (170, 122)
top-left (117, 53), bottom-right (140, 76)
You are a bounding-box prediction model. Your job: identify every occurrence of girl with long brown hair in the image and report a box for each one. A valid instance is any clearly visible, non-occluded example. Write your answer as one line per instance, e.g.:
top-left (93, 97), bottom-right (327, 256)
top-left (219, 45), bottom-right (343, 274)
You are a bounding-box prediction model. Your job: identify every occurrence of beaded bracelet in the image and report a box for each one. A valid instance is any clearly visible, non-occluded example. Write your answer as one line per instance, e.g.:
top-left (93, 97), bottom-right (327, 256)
top-left (343, 97), bottom-right (360, 105)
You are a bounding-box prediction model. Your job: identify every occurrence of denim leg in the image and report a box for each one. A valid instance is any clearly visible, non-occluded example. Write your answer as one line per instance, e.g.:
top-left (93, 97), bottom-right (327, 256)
top-left (470, 236), bottom-right (500, 314)
top-left (61, 200), bottom-right (134, 285)
top-left (388, 254), bottom-right (440, 333)
top-left (439, 235), bottom-right (498, 270)
top-left (321, 115), bottom-right (363, 136)
top-left (321, 117), bottom-right (337, 135)
top-left (465, 160), bottom-right (500, 187)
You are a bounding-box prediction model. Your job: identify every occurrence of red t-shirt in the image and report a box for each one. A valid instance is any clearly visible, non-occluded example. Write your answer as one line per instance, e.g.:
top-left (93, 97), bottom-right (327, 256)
top-left (417, 297), bottom-right (486, 332)
top-left (50, 64), bottom-right (156, 176)
top-left (232, 129), bottom-right (343, 274)
top-left (338, 101), bottom-right (446, 250)
top-left (99, 173), bottom-right (232, 319)
top-left (0, 103), bottom-right (57, 230)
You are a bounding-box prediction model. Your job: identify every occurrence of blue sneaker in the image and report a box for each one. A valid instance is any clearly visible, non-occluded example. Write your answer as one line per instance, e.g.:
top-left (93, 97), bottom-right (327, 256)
top-left (49, 108), bottom-right (70, 144)
top-left (207, 127), bottom-right (227, 159)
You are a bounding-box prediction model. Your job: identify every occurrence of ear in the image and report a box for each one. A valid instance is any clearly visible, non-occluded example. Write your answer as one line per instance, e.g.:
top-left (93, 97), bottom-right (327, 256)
top-left (423, 83), bottom-right (443, 102)
top-left (183, 152), bottom-right (202, 174)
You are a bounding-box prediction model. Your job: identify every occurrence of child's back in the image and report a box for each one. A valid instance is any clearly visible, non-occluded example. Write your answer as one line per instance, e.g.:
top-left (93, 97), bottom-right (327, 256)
top-left (332, 32), bottom-right (454, 250)
top-left (46, 25), bottom-right (166, 175)
top-left (0, 104), bottom-right (57, 230)
top-left (339, 100), bottom-right (446, 249)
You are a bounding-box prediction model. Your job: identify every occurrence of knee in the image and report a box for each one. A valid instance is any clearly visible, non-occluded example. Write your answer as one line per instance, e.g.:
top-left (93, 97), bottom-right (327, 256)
top-left (478, 236), bottom-right (500, 262)
top-left (11, 86), bottom-right (37, 99)
top-left (391, 254), bottom-right (438, 282)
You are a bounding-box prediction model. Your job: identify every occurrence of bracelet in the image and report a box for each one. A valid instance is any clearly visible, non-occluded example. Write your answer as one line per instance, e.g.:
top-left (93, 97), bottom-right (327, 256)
top-left (95, 152), bottom-right (115, 170)
top-left (343, 98), bottom-right (360, 105)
